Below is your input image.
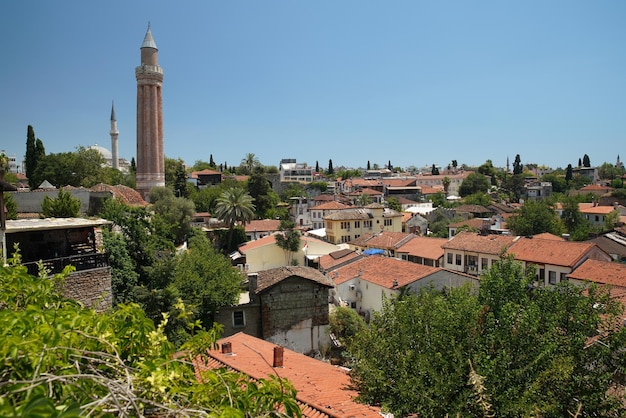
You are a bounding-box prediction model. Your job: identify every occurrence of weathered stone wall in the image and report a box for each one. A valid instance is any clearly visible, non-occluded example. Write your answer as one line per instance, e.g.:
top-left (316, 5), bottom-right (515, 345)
top-left (58, 267), bottom-right (112, 312)
top-left (260, 277), bottom-right (330, 339)
top-left (214, 303), bottom-right (262, 339)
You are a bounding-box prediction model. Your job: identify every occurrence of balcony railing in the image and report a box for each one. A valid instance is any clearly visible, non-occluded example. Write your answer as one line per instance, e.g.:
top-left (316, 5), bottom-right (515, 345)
top-left (23, 252), bottom-right (110, 277)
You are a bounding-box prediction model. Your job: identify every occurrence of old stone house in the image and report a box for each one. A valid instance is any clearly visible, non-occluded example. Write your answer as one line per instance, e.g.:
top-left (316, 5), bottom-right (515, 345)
top-left (214, 266), bottom-right (335, 355)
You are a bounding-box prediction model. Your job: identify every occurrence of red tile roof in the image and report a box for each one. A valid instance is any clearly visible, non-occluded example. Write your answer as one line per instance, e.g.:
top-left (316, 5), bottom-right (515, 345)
top-left (239, 233), bottom-right (278, 252)
top-left (580, 205), bottom-right (622, 215)
top-left (507, 237), bottom-right (602, 268)
top-left (314, 201), bottom-right (351, 211)
top-left (567, 259), bottom-right (626, 287)
top-left (441, 232), bottom-right (517, 255)
top-left (89, 183), bottom-right (147, 206)
top-left (350, 231), bottom-right (414, 250)
top-left (254, 266), bottom-right (334, 293)
top-left (319, 250), bottom-right (363, 271)
top-left (244, 219), bottom-right (281, 233)
top-left (331, 255), bottom-right (439, 288)
top-left (533, 232), bottom-right (564, 241)
top-left (197, 332), bottom-right (382, 418)
top-left (396, 236), bottom-right (447, 260)
top-left (448, 218), bottom-right (490, 230)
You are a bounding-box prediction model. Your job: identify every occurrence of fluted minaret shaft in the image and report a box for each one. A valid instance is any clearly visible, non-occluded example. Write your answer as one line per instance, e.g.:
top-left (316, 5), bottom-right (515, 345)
top-left (135, 24), bottom-right (165, 198)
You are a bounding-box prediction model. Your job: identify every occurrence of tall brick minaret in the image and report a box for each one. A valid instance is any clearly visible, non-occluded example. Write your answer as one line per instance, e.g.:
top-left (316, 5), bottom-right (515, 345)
top-left (135, 24), bottom-right (164, 198)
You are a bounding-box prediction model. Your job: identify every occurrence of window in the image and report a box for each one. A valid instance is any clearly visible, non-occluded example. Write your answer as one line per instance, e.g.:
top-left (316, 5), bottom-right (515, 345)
top-left (548, 271), bottom-right (556, 285)
top-left (481, 258), bottom-right (488, 269)
top-left (233, 311), bottom-right (245, 328)
top-left (384, 219), bottom-right (392, 226)
top-left (341, 235), bottom-right (351, 243)
top-left (447, 253), bottom-right (453, 265)
top-left (456, 254), bottom-right (462, 266)
top-left (560, 272), bottom-right (567, 282)
top-left (539, 268), bottom-right (545, 281)
top-left (364, 220), bottom-right (372, 228)
top-left (341, 221), bottom-right (349, 229)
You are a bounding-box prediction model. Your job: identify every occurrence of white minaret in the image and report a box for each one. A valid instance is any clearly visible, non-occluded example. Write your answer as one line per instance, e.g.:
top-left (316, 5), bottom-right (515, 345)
top-left (110, 101), bottom-right (119, 170)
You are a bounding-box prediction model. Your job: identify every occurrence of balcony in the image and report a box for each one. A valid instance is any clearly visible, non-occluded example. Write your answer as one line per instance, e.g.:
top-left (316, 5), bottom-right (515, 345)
top-left (23, 252), bottom-right (110, 277)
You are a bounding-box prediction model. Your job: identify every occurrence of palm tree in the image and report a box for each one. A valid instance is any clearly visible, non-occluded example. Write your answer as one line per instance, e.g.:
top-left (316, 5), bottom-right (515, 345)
top-left (241, 153), bottom-right (260, 174)
top-left (214, 187), bottom-right (255, 251)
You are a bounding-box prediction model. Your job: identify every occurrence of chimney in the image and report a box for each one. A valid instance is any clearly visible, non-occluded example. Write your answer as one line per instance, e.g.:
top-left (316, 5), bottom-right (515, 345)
top-left (221, 342), bottom-right (232, 355)
top-left (247, 273), bottom-right (258, 292)
top-left (273, 346), bottom-right (284, 367)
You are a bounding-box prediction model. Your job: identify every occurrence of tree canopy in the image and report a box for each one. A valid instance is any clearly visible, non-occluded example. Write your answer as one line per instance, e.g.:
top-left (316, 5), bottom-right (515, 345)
top-left (459, 172), bottom-right (490, 197)
top-left (348, 257), bottom-right (626, 416)
top-left (506, 199), bottom-right (563, 236)
top-left (41, 189), bottom-right (81, 218)
top-left (0, 254), bottom-right (299, 417)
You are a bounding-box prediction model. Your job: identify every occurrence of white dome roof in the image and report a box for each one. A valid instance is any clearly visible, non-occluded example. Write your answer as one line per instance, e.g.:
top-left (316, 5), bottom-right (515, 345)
top-left (89, 144), bottom-right (112, 160)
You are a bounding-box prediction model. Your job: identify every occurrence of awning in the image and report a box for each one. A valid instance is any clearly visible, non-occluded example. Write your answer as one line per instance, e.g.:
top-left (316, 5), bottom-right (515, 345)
top-left (363, 248), bottom-right (384, 255)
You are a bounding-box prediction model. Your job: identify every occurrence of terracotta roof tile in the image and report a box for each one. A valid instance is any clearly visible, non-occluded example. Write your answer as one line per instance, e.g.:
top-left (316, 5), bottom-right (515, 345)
top-left (314, 201), bottom-right (350, 211)
top-left (331, 255), bottom-right (439, 288)
top-left (507, 237), bottom-right (600, 268)
top-left (89, 183), bottom-right (147, 206)
top-left (441, 232), bottom-right (517, 255)
top-left (244, 219), bottom-right (281, 233)
top-left (568, 259), bottom-right (626, 287)
top-left (580, 205), bottom-right (623, 215)
top-left (319, 250), bottom-right (363, 271)
top-left (255, 266), bottom-right (334, 293)
top-left (448, 218), bottom-right (490, 229)
top-left (197, 332), bottom-right (382, 418)
top-left (396, 236), bottom-right (447, 260)
top-left (350, 231), bottom-right (414, 250)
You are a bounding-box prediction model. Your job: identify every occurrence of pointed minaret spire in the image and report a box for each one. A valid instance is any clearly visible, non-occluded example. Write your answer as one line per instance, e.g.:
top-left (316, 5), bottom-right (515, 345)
top-left (110, 101), bottom-right (119, 170)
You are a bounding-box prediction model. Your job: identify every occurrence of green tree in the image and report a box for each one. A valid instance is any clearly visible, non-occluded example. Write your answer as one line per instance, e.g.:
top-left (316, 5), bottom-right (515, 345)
top-left (349, 256), bottom-right (626, 417)
top-left (102, 229), bottom-right (139, 305)
top-left (328, 159), bottom-right (334, 175)
top-left (214, 186), bottom-right (255, 252)
top-left (431, 164), bottom-right (439, 175)
top-left (329, 306), bottom-right (366, 346)
top-left (3, 193), bottom-right (17, 220)
top-left (350, 285), bottom-right (479, 416)
top-left (477, 160), bottom-right (498, 185)
top-left (31, 147), bottom-right (105, 189)
top-left (274, 219), bottom-right (302, 265)
top-left (99, 198), bottom-right (175, 288)
top-left (25, 126), bottom-right (46, 189)
top-left (463, 192), bottom-right (491, 207)
top-left (0, 257), bottom-right (300, 416)
top-left (513, 154), bottom-right (523, 175)
top-left (240, 152), bottom-right (261, 174)
top-left (459, 172), bottom-right (490, 197)
top-left (582, 153), bottom-right (591, 167)
top-left (560, 196), bottom-right (589, 240)
top-left (247, 172), bottom-right (279, 219)
top-left (355, 193), bottom-right (372, 206)
top-left (506, 199), bottom-right (563, 236)
top-left (41, 189), bottom-right (81, 217)
top-left (598, 162), bottom-right (620, 180)
top-left (501, 173), bottom-right (526, 202)
top-left (604, 209), bottom-right (621, 231)
top-left (172, 233), bottom-right (243, 328)
top-left (386, 197), bottom-right (402, 212)
top-left (541, 173), bottom-right (568, 193)
top-left (148, 187), bottom-right (196, 245)
top-left (565, 163), bottom-right (573, 183)
top-left (442, 176), bottom-right (451, 195)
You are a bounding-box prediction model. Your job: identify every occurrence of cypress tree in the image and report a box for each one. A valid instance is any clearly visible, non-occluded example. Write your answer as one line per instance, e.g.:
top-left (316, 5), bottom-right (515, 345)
top-left (25, 125), bottom-right (36, 182)
top-left (327, 159), bottom-right (334, 175)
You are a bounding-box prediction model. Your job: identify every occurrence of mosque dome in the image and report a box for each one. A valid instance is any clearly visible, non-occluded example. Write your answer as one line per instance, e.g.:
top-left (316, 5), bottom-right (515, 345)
top-left (89, 144), bottom-right (112, 160)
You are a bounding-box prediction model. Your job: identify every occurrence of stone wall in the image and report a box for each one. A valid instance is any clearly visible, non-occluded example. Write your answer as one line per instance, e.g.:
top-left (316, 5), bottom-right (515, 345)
top-left (58, 267), bottom-right (112, 312)
top-left (260, 277), bottom-right (330, 339)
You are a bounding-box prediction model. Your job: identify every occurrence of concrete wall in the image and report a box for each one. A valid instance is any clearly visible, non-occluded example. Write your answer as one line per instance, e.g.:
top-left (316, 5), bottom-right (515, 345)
top-left (10, 190), bottom-right (111, 215)
top-left (58, 266), bottom-right (112, 312)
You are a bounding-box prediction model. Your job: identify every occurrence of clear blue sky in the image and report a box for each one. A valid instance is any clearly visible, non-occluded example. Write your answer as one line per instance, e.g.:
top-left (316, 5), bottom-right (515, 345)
top-left (1, 1), bottom-right (625, 172)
